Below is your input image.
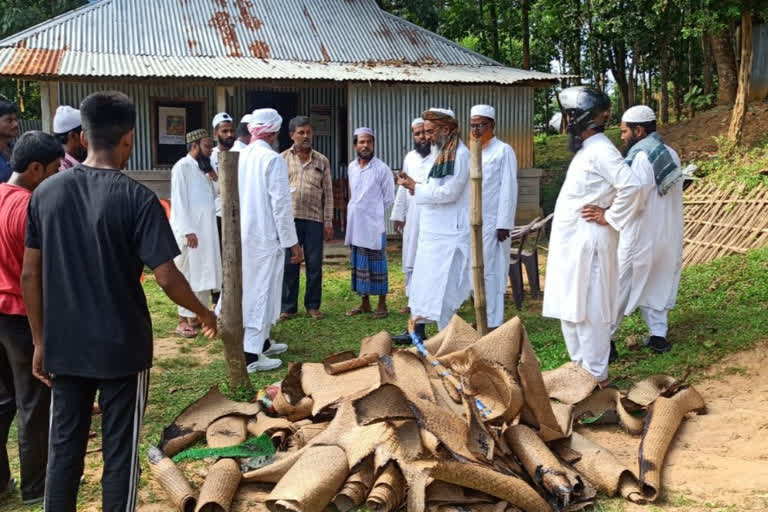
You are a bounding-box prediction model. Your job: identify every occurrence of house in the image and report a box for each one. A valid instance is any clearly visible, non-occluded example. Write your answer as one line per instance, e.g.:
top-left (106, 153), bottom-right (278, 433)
top-left (0, 0), bottom-right (557, 227)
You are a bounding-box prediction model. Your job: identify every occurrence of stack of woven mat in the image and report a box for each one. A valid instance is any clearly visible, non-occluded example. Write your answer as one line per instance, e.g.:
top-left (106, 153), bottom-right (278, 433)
top-left (150, 316), bottom-right (706, 512)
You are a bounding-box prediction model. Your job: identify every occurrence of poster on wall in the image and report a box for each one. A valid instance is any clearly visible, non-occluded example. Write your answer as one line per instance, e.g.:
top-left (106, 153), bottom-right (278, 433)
top-left (158, 106), bottom-right (187, 145)
top-left (311, 106), bottom-right (331, 136)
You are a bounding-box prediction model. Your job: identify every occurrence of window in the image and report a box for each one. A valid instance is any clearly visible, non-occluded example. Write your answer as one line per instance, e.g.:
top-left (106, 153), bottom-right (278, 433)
top-left (150, 98), bottom-right (206, 168)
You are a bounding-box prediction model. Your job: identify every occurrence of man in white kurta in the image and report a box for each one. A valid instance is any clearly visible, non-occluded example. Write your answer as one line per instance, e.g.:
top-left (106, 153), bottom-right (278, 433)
top-left (344, 127), bottom-right (396, 318)
top-left (398, 108), bottom-right (471, 331)
top-left (542, 87), bottom-right (641, 384)
top-left (470, 104), bottom-right (518, 329)
top-left (612, 105), bottom-right (683, 354)
top-left (390, 118), bottom-right (434, 301)
top-left (170, 128), bottom-right (222, 337)
top-left (239, 109), bottom-right (303, 372)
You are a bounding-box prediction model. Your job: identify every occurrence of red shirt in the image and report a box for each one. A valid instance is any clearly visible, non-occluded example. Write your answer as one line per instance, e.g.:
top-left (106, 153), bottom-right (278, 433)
top-left (0, 183), bottom-right (32, 316)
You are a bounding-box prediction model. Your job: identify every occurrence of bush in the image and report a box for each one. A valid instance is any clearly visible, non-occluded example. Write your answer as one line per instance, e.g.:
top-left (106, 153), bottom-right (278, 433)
top-left (695, 137), bottom-right (768, 190)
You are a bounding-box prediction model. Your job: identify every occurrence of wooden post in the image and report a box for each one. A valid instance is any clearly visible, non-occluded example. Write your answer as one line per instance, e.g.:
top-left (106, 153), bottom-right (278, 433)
top-left (40, 81), bottom-right (59, 133)
top-left (469, 138), bottom-right (488, 336)
top-left (218, 150), bottom-right (252, 392)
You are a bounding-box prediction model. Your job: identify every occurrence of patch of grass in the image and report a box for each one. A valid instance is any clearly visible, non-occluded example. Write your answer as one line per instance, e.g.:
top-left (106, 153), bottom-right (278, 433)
top-left (696, 137), bottom-right (768, 190)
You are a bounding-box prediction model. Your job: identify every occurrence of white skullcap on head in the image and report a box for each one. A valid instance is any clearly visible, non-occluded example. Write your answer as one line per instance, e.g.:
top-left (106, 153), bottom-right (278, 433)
top-left (470, 104), bottom-right (495, 120)
top-left (53, 105), bottom-right (81, 134)
top-left (411, 117), bottom-right (424, 128)
top-left (353, 127), bottom-right (374, 138)
top-left (428, 108), bottom-right (455, 119)
top-left (622, 105), bottom-right (656, 123)
top-left (212, 112), bottom-right (233, 129)
top-left (248, 108), bottom-right (282, 133)
top-left (239, 113), bottom-right (253, 124)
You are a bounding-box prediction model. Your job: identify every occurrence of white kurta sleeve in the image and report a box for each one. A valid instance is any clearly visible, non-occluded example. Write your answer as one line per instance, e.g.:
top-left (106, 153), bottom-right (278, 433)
top-left (381, 164), bottom-right (395, 210)
top-left (170, 162), bottom-right (195, 236)
top-left (391, 185), bottom-right (408, 222)
top-left (495, 145), bottom-right (518, 230)
top-left (267, 157), bottom-right (299, 248)
top-left (598, 149), bottom-right (642, 232)
top-left (414, 154), bottom-right (469, 205)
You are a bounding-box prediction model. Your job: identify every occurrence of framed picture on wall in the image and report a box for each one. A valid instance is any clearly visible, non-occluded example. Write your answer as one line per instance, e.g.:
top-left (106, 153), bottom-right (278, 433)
top-left (311, 105), bottom-right (331, 136)
top-left (151, 98), bottom-right (205, 168)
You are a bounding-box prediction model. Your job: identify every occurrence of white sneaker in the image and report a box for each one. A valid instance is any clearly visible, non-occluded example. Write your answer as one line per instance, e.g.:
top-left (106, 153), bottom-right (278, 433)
top-left (263, 340), bottom-right (288, 356)
top-left (246, 355), bottom-right (282, 372)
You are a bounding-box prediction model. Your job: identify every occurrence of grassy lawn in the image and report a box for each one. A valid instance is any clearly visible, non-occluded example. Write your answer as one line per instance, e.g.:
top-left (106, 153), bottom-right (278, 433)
top-left (2, 242), bottom-right (768, 511)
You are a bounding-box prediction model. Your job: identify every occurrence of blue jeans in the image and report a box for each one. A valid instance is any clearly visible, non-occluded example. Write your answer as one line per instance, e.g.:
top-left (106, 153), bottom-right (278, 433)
top-left (282, 219), bottom-right (324, 313)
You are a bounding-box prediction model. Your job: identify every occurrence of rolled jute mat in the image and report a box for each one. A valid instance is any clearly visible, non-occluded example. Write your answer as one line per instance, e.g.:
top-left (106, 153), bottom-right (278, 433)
top-left (147, 447), bottom-right (197, 512)
top-left (206, 415), bottom-right (247, 448)
top-left (360, 331), bottom-right (393, 357)
top-left (626, 374), bottom-right (679, 406)
top-left (553, 432), bottom-right (646, 503)
top-left (300, 362), bottom-right (381, 415)
top-left (273, 363), bottom-right (313, 422)
top-left (195, 458), bottom-right (241, 512)
top-left (160, 387), bottom-right (263, 456)
top-left (333, 456), bottom-right (375, 512)
top-left (425, 481), bottom-right (496, 507)
top-left (266, 444), bottom-right (349, 512)
top-left (247, 412), bottom-right (295, 438)
top-left (462, 360), bottom-right (523, 423)
top-left (422, 315), bottom-right (480, 357)
top-left (542, 362), bottom-right (598, 404)
top-left (385, 350), bottom-right (436, 402)
top-left (639, 386), bottom-right (706, 500)
top-left (429, 460), bottom-right (550, 512)
top-left (504, 425), bottom-right (574, 505)
top-left (291, 422), bottom-right (330, 450)
top-left (366, 461), bottom-right (406, 511)
top-left (571, 387), bottom-right (645, 435)
top-left (323, 351), bottom-right (379, 375)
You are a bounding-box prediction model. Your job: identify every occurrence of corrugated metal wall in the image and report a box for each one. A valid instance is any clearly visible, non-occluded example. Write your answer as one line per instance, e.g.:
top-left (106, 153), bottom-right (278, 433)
top-left (227, 84), bottom-right (346, 176)
top-left (19, 119), bottom-right (42, 134)
top-left (751, 24), bottom-right (768, 101)
top-left (348, 83), bottom-right (534, 170)
top-left (58, 81), bottom-right (217, 170)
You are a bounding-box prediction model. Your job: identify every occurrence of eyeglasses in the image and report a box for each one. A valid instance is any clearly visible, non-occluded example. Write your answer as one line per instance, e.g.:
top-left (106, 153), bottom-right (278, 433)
top-left (470, 122), bottom-right (490, 130)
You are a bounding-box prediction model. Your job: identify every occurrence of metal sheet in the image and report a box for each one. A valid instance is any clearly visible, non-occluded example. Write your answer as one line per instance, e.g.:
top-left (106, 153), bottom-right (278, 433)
top-left (751, 24), bottom-right (768, 101)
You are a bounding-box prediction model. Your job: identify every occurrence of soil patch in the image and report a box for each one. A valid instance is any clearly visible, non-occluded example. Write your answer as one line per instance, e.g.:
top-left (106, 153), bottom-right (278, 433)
top-left (582, 342), bottom-right (768, 510)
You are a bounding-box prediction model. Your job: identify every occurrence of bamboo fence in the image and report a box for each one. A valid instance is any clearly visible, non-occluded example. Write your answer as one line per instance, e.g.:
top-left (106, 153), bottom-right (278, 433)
top-left (683, 181), bottom-right (768, 267)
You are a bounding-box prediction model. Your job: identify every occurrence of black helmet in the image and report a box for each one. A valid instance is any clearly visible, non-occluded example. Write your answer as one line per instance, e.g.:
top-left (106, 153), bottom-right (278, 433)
top-left (558, 86), bottom-right (611, 135)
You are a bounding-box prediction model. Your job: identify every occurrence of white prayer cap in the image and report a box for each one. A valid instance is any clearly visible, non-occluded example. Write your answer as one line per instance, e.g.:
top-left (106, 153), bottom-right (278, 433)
top-left (622, 105), bottom-right (656, 123)
top-left (248, 108), bottom-right (282, 133)
top-left (427, 108), bottom-right (455, 119)
top-left (354, 127), bottom-right (374, 138)
top-left (53, 105), bottom-right (81, 134)
top-left (212, 112), bottom-right (233, 129)
top-left (239, 113), bottom-right (253, 124)
top-left (470, 104), bottom-right (495, 120)
top-left (411, 117), bottom-right (424, 128)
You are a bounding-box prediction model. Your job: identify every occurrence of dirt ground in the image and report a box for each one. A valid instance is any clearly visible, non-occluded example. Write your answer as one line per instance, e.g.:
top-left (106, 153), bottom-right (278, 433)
top-left (657, 103), bottom-right (768, 161)
top-left (584, 342), bottom-right (768, 511)
top-left (134, 339), bottom-right (768, 511)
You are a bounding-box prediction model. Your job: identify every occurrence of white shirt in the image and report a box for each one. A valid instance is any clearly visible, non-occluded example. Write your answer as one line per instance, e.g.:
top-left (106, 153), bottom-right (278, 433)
top-left (240, 139), bottom-right (298, 329)
top-left (542, 133), bottom-right (642, 323)
top-left (620, 146), bottom-right (684, 312)
top-left (169, 155), bottom-right (222, 292)
top-left (481, 137), bottom-right (518, 233)
top-left (344, 156), bottom-right (395, 250)
top-left (390, 150), bottom-right (434, 271)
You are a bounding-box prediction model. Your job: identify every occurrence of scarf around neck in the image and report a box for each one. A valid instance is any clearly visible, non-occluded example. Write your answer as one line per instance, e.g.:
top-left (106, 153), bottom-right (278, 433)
top-left (625, 132), bottom-right (681, 195)
top-left (423, 111), bottom-right (459, 179)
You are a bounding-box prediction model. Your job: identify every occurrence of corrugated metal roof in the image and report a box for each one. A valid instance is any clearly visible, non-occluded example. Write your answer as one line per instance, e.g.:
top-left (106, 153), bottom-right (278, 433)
top-left (0, 0), bottom-right (496, 65)
top-left (0, 0), bottom-right (559, 84)
top-left (0, 48), bottom-right (558, 85)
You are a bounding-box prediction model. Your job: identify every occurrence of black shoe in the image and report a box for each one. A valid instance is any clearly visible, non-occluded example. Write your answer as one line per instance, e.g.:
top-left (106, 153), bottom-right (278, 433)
top-left (391, 330), bottom-right (412, 345)
top-left (647, 336), bottom-right (671, 354)
top-left (609, 339), bottom-right (619, 363)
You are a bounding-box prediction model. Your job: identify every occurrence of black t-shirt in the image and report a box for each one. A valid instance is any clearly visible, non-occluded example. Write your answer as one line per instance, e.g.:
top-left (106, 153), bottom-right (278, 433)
top-left (25, 165), bottom-right (180, 379)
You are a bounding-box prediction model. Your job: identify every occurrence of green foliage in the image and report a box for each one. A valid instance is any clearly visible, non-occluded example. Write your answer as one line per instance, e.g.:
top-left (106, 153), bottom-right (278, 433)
top-left (696, 137), bottom-right (768, 190)
top-left (684, 85), bottom-right (714, 112)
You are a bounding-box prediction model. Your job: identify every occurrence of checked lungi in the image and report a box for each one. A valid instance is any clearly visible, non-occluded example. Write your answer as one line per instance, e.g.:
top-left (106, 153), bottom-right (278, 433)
top-left (350, 234), bottom-right (388, 296)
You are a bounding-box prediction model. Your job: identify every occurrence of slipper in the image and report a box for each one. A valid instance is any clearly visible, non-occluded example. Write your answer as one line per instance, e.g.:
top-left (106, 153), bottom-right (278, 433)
top-left (372, 311), bottom-right (389, 319)
top-left (346, 307), bottom-right (369, 316)
top-left (279, 312), bottom-right (297, 321)
top-left (175, 324), bottom-right (197, 339)
top-left (306, 309), bottom-right (325, 320)
top-left (399, 306), bottom-right (410, 314)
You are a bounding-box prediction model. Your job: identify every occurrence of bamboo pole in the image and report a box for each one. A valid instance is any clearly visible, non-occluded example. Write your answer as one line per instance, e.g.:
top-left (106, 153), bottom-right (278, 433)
top-left (218, 151), bottom-right (252, 392)
top-left (469, 138), bottom-right (488, 336)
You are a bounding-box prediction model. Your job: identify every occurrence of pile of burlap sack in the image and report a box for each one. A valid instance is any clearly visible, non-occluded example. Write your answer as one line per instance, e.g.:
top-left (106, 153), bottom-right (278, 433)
top-left (149, 316), bottom-right (706, 512)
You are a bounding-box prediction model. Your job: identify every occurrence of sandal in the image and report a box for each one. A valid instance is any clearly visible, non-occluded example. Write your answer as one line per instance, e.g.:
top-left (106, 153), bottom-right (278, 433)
top-left (279, 312), bottom-right (297, 321)
top-left (346, 307), bottom-right (370, 316)
top-left (175, 323), bottom-right (197, 338)
top-left (372, 310), bottom-right (389, 319)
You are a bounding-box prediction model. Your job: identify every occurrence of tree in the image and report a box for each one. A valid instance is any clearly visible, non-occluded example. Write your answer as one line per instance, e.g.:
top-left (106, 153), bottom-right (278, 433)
top-left (727, 6), bottom-right (754, 143)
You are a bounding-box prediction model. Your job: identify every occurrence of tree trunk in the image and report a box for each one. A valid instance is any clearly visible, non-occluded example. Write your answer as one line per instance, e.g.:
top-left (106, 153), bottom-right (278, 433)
top-left (218, 151), bottom-right (252, 392)
top-left (469, 139), bottom-right (488, 336)
top-left (712, 28), bottom-right (739, 105)
top-left (702, 31), bottom-right (714, 96)
top-left (641, 56), bottom-right (649, 105)
top-left (674, 75), bottom-right (683, 122)
top-left (610, 42), bottom-right (630, 113)
top-left (569, 0), bottom-right (582, 84)
top-left (660, 41), bottom-right (670, 123)
top-left (488, 0), bottom-right (500, 62)
top-left (728, 9), bottom-right (753, 143)
top-left (521, 0), bottom-right (530, 69)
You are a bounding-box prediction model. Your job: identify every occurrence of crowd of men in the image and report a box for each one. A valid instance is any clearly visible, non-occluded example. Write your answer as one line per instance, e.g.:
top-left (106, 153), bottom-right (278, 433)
top-left (0, 84), bottom-right (684, 509)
